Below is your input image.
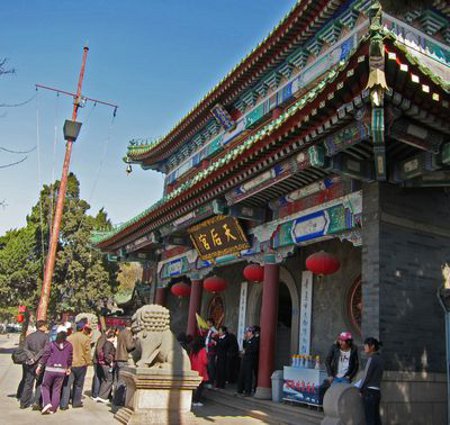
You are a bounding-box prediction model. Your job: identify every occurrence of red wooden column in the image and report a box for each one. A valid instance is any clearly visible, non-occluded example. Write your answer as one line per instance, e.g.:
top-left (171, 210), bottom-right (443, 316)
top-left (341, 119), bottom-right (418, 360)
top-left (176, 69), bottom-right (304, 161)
top-left (186, 278), bottom-right (203, 337)
top-left (255, 258), bottom-right (280, 399)
top-left (154, 287), bottom-right (167, 306)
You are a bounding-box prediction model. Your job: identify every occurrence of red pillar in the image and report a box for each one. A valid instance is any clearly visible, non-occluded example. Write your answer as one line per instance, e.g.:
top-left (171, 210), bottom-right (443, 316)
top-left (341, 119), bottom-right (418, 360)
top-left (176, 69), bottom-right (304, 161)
top-left (255, 261), bottom-right (280, 399)
top-left (154, 287), bottom-right (167, 307)
top-left (186, 279), bottom-right (203, 337)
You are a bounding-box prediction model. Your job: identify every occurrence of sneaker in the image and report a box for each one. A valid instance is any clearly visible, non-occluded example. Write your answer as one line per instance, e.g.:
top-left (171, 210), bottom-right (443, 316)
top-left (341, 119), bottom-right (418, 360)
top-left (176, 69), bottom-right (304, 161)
top-left (96, 398), bottom-right (109, 404)
top-left (32, 404), bottom-right (41, 411)
top-left (41, 404), bottom-right (53, 415)
top-left (60, 406), bottom-right (69, 411)
top-left (90, 396), bottom-right (99, 401)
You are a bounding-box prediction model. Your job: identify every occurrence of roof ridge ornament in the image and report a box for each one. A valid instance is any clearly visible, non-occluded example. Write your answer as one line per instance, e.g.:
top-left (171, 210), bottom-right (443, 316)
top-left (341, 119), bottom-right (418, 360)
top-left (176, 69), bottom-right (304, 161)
top-left (367, 1), bottom-right (388, 182)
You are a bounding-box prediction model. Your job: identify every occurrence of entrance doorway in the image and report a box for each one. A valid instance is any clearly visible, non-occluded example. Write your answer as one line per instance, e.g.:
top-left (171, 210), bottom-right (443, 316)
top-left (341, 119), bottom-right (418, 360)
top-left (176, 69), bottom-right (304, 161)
top-left (275, 282), bottom-right (292, 369)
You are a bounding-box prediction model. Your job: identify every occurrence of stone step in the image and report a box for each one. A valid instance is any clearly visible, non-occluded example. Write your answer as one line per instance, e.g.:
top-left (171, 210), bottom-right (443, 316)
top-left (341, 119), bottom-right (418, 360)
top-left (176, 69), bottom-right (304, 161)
top-left (203, 389), bottom-right (323, 425)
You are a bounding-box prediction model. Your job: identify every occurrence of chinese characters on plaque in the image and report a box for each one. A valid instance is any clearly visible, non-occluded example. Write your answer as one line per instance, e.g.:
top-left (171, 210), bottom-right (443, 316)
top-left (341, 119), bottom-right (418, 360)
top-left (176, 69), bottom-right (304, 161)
top-left (299, 271), bottom-right (313, 355)
top-left (188, 215), bottom-right (249, 261)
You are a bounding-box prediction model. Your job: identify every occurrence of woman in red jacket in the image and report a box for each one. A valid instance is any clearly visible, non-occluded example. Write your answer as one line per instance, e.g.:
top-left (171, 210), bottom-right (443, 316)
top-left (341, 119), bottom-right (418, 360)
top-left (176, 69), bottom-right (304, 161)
top-left (189, 336), bottom-right (208, 407)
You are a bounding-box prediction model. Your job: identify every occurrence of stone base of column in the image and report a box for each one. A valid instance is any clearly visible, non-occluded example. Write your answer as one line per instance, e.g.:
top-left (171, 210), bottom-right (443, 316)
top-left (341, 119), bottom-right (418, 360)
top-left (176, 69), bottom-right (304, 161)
top-left (254, 386), bottom-right (272, 400)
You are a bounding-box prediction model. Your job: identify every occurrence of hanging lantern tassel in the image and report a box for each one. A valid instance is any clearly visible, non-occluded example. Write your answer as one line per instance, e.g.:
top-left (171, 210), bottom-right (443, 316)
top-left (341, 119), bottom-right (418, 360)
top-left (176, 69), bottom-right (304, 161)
top-left (204, 276), bottom-right (228, 293)
top-left (306, 251), bottom-right (340, 278)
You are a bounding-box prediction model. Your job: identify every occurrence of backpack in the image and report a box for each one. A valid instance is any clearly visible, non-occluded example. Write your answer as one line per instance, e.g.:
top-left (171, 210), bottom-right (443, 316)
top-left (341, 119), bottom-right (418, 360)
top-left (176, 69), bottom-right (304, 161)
top-left (11, 347), bottom-right (35, 365)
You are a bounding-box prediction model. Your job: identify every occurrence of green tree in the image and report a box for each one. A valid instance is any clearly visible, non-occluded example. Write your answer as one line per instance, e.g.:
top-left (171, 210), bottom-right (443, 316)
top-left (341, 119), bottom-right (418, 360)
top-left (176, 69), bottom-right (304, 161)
top-left (0, 225), bottom-right (40, 307)
top-left (0, 173), bottom-right (119, 319)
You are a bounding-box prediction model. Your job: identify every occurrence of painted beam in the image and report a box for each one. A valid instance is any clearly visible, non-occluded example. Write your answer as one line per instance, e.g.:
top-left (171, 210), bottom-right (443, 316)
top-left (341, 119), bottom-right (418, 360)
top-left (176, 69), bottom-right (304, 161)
top-left (403, 171), bottom-right (450, 188)
top-left (329, 153), bottom-right (374, 181)
top-left (390, 119), bottom-right (444, 154)
top-left (392, 151), bottom-right (440, 182)
top-left (229, 205), bottom-right (267, 223)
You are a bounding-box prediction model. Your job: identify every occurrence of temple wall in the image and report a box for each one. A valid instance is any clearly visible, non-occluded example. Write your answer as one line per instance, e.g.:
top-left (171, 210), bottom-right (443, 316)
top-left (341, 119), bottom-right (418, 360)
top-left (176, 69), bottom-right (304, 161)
top-left (362, 182), bottom-right (450, 424)
top-left (284, 240), bottom-right (362, 359)
top-left (362, 182), bottom-right (449, 372)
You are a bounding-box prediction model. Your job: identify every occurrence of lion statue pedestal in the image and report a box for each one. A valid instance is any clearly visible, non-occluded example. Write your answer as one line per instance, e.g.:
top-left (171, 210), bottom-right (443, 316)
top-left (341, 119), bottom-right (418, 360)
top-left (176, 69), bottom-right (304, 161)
top-left (114, 305), bottom-right (201, 425)
top-left (115, 367), bottom-right (202, 425)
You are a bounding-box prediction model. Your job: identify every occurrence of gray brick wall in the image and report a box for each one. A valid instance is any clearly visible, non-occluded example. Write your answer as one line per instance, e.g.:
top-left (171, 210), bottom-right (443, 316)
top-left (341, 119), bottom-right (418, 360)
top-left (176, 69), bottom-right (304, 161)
top-left (362, 183), bottom-right (450, 373)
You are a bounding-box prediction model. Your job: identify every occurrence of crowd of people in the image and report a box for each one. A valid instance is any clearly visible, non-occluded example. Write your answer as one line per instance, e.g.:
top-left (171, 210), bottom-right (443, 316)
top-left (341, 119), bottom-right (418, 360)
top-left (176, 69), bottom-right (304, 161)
top-left (14, 316), bottom-right (383, 424)
top-left (180, 318), bottom-right (261, 406)
top-left (15, 317), bottom-right (135, 415)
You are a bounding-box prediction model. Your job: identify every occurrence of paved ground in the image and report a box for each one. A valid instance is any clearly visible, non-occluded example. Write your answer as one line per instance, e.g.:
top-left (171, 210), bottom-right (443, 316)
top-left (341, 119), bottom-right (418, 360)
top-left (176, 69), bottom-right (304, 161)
top-left (0, 334), bottom-right (267, 424)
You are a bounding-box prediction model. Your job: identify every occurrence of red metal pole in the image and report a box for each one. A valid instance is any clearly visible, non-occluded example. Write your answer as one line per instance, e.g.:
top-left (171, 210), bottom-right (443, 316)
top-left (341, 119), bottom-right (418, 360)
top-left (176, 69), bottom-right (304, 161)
top-left (37, 46), bottom-right (89, 321)
top-left (186, 279), bottom-right (203, 337)
top-left (255, 262), bottom-right (280, 399)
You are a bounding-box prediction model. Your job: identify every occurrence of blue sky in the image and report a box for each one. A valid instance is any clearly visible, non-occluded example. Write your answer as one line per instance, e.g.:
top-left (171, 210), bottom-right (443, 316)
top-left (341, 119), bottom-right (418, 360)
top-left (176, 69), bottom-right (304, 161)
top-left (0, 0), bottom-right (295, 234)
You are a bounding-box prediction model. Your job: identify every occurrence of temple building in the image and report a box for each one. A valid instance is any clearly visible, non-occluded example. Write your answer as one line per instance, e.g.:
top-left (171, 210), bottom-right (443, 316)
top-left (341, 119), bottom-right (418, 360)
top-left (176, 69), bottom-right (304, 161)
top-left (94, 1), bottom-right (450, 423)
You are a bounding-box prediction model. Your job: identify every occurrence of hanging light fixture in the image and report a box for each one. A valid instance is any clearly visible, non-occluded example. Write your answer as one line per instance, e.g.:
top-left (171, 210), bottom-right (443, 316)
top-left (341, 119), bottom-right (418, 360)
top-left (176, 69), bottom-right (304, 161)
top-left (243, 263), bottom-right (264, 282)
top-left (204, 276), bottom-right (228, 293)
top-left (306, 251), bottom-right (340, 277)
top-left (171, 282), bottom-right (191, 298)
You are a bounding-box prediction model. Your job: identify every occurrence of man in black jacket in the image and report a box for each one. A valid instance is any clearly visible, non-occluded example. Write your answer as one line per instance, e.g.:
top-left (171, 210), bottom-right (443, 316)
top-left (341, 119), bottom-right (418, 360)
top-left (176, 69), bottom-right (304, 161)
top-left (325, 331), bottom-right (359, 384)
top-left (20, 320), bottom-right (49, 409)
top-left (237, 327), bottom-right (260, 396)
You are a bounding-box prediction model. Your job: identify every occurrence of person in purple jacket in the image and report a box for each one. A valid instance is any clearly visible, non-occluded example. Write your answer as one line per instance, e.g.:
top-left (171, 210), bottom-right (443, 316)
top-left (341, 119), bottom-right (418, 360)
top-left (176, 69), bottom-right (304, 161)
top-left (37, 325), bottom-right (73, 415)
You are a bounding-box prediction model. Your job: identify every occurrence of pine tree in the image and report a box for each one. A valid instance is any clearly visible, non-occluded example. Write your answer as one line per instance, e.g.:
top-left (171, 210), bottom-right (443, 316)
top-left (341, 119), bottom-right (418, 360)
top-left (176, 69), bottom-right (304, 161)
top-left (0, 173), bottom-right (119, 319)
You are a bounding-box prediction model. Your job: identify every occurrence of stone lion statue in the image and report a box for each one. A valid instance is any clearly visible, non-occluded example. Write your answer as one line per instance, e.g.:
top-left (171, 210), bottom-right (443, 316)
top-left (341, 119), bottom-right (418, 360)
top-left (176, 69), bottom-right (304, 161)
top-left (131, 304), bottom-right (191, 370)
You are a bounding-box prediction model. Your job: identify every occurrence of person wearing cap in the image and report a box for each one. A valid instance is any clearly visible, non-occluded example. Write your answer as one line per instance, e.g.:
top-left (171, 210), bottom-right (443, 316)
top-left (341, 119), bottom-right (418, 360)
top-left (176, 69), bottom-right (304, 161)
top-left (325, 331), bottom-right (359, 384)
top-left (64, 322), bottom-right (73, 337)
top-left (37, 325), bottom-right (73, 414)
top-left (60, 320), bottom-right (92, 409)
top-left (236, 326), bottom-right (259, 396)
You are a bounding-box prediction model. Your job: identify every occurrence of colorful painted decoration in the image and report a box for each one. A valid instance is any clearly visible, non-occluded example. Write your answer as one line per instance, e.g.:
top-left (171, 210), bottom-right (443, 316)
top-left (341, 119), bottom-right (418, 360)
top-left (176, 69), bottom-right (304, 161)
top-left (170, 282), bottom-right (191, 298)
top-left (204, 276), bottom-right (228, 293)
top-left (306, 251), bottom-right (340, 276)
top-left (243, 263), bottom-right (264, 282)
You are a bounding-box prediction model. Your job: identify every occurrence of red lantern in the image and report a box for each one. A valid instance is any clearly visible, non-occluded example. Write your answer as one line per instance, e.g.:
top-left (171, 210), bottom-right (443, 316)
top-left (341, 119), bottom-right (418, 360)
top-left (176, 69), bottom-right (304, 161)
top-left (16, 314), bottom-right (24, 323)
top-left (204, 276), bottom-right (228, 293)
top-left (18, 305), bottom-right (27, 313)
top-left (306, 251), bottom-right (340, 276)
top-left (243, 263), bottom-right (264, 282)
top-left (171, 282), bottom-right (191, 298)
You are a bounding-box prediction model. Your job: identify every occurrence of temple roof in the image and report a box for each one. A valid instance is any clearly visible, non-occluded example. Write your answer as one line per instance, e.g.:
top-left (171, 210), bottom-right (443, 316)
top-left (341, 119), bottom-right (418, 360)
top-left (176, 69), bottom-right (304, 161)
top-left (94, 30), bottom-right (450, 251)
top-left (125, 0), bottom-right (449, 170)
top-left (125, 0), bottom-right (350, 166)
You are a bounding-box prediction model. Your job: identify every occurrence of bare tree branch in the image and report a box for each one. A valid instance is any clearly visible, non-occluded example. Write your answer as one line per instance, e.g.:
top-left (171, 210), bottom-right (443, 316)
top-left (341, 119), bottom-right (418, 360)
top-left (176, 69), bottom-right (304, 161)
top-left (0, 58), bottom-right (15, 76)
